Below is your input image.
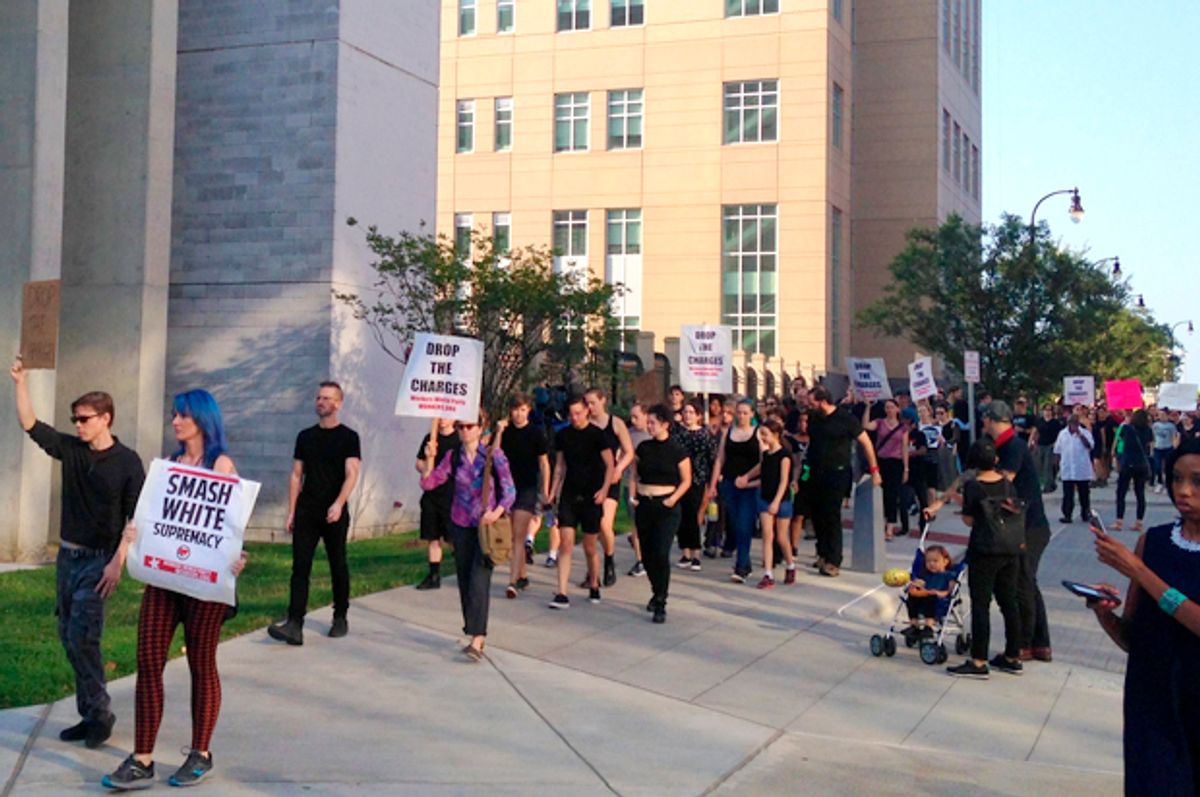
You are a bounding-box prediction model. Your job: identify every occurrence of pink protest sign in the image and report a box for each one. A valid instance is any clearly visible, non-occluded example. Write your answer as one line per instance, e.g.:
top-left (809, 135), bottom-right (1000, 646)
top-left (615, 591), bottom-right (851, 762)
top-left (1104, 379), bottom-right (1144, 410)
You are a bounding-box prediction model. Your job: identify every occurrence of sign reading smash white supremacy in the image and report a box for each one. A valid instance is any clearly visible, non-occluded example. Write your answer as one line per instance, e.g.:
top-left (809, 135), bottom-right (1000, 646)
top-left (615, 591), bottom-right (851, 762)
top-left (680, 325), bottom-right (733, 393)
top-left (394, 332), bottom-right (484, 423)
top-left (128, 459), bottom-right (260, 606)
top-left (845, 357), bottom-right (892, 401)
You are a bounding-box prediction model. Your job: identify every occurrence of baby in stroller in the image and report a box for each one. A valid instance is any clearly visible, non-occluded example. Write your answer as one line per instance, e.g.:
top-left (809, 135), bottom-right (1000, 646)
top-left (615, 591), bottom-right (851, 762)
top-left (903, 545), bottom-right (954, 644)
top-left (871, 528), bottom-right (969, 663)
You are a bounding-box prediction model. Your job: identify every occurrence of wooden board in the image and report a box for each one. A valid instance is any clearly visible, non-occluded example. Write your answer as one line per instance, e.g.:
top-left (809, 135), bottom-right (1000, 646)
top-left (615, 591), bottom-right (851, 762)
top-left (20, 280), bottom-right (61, 369)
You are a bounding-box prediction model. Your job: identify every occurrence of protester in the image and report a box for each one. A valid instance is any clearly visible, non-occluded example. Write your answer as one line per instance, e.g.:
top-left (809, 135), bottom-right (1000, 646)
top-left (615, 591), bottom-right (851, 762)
top-left (862, 399), bottom-right (908, 541)
top-left (916, 402), bottom-right (944, 507)
top-left (414, 417), bottom-right (459, 590)
top-left (497, 393), bottom-right (551, 599)
top-left (1152, 409), bottom-right (1180, 493)
top-left (702, 398), bottom-right (733, 558)
top-left (1054, 414), bottom-right (1094, 525)
top-left (1032, 402), bottom-right (1063, 493)
top-left (103, 389), bottom-right (246, 789)
top-left (736, 418), bottom-right (795, 587)
top-left (269, 382), bottom-right (360, 645)
top-left (708, 399), bottom-right (761, 582)
top-left (788, 408), bottom-right (813, 551)
top-left (10, 358), bottom-right (144, 750)
top-left (935, 403), bottom-right (961, 490)
top-left (1114, 409), bottom-right (1154, 532)
top-left (673, 398), bottom-right (715, 571)
top-left (1088, 438), bottom-right (1200, 796)
top-left (1092, 406), bottom-right (1118, 486)
top-left (1012, 397), bottom-right (1036, 446)
top-left (585, 388), bottom-right (634, 588)
top-left (624, 402), bottom-right (649, 576)
top-left (667, 385), bottom-right (685, 424)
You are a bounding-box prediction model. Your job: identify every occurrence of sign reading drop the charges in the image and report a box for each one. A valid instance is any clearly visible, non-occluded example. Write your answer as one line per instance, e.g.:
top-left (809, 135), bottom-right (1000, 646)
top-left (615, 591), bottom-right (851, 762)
top-left (845, 357), bottom-right (893, 401)
top-left (394, 332), bottom-right (484, 423)
top-left (128, 459), bottom-right (260, 605)
top-left (680, 325), bottom-right (733, 393)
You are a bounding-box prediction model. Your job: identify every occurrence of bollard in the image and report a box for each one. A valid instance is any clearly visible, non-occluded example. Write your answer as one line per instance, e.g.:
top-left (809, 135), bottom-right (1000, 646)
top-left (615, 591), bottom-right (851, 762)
top-left (849, 474), bottom-right (887, 573)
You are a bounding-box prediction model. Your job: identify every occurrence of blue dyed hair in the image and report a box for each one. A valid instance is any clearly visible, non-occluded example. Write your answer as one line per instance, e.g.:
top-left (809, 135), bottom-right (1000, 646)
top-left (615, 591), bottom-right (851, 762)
top-left (171, 389), bottom-right (227, 469)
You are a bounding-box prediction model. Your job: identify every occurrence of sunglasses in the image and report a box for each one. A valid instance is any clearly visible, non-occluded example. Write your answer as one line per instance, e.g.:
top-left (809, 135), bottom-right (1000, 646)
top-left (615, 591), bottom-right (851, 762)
top-left (455, 422), bottom-right (478, 430)
top-left (70, 414), bottom-right (100, 424)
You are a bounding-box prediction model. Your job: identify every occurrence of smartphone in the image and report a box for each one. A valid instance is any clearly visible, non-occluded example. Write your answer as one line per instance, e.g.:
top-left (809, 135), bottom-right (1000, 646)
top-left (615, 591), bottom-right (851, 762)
top-left (1062, 580), bottom-right (1121, 606)
top-left (1088, 510), bottom-right (1109, 538)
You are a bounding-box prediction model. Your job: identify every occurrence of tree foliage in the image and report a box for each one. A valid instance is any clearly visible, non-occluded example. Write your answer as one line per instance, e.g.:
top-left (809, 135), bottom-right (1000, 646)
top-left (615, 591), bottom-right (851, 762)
top-left (335, 220), bottom-right (621, 423)
top-left (858, 214), bottom-right (1175, 399)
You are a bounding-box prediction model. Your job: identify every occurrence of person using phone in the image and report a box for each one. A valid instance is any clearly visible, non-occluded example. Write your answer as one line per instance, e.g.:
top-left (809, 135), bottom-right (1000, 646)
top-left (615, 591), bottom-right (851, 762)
top-left (1087, 438), bottom-right (1200, 796)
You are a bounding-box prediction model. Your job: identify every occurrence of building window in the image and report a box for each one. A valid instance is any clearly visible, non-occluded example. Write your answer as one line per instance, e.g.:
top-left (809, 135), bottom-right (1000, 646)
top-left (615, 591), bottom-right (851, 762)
top-left (942, 0), bottom-right (951, 54)
top-left (831, 83), bottom-right (844, 149)
top-left (459, 0), bottom-right (476, 36)
top-left (558, 0), bottom-right (590, 31)
top-left (721, 204), bottom-right (778, 357)
top-left (962, 132), bottom-right (970, 190)
top-left (723, 80), bottom-right (778, 144)
top-left (942, 110), bottom-right (951, 172)
top-left (554, 92), bottom-right (589, 152)
top-left (495, 97), bottom-right (513, 151)
top-left (456, 100), bottom-right (474, 153)
top-left (606, 209), bottom-right (641, 255)
top-left (832, 0), bottom-right (843, 23)
top-left (492, 213), bottom-right (511, 257)
top-left (454, 214), bottom-right (472, 261)
top-left (831, 206), bottom-right (843, 364)
top-left (611, 0), bottom-right (644, 26)
top-left (952, 0), bottom-right (961, 70)
top-left (607, 89), bottom-right (643, 150)
top-left (606, 210), bottom-right (642, 345)
top-left (972, 0), bottom-right (981, 93)
top-left (497, 0), bottom-right (515, 33)
top-left (553, 210), bottom-right (588, 257)
top-left (726, 0), bottom-right (779, 17)
top-left (971, 145), bottom-right (980, 201)
top-left (952, 122), bottom-right (961, 184)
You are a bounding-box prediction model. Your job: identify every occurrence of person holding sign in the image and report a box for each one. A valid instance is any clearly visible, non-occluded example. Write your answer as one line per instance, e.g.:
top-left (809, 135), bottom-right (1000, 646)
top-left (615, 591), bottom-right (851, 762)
top-left (419, 411), bottom-right (516, 660)
top-left (102, 390), bottom-right (246, 790)
top-left (10, 358), bottom-right (145, 751)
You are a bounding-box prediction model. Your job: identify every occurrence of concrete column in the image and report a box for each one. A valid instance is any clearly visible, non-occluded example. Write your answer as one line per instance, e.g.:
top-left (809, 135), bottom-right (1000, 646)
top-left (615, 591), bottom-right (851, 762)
top-left (56, 0), bottom-right (177, 463)
top-left (850, 475), bottom-right (887, 573)
top-left (634, 331), bottom-right (656, 373)
top-left (0, 0), bottom-right (69, 561)
top-left (750, 353), bottom-right (767, 399)
top-left (663, 336), bottom-right (680, 387)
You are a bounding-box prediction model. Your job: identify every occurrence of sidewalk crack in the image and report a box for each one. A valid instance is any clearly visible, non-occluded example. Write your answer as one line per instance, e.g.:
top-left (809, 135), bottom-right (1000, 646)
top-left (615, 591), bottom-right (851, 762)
top-left (1, 702), bottom-right (51, 797)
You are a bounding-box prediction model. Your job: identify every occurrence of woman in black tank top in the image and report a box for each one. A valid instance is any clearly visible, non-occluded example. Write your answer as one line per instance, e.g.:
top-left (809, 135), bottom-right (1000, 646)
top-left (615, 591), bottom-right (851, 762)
top-left (709, 399), bottom-right (761, 581)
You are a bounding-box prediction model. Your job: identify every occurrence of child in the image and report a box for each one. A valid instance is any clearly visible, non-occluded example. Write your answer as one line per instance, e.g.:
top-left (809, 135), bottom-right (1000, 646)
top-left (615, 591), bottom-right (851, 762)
top-left (735, 418), bottom-right (796, 588)
top-left (905, 545), bottom-right (953, 639)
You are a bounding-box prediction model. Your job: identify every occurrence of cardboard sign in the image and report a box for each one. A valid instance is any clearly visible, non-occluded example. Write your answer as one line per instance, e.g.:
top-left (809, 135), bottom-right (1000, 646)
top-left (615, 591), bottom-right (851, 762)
top-left (20, 280), bottom-right (61, 369)
top-left (845, 357), bottom-right (892, 401)
top-left (394, 332), bottom-right (484, 423)
top-left (679, 325), bottom-right (733, 394)
top-left (963, 350), bottom-right (980, 384)
top-left (1063, 376), bottom-right (1095, 407)
top-left (908, 356), bottom-right (937, 401)
top-left (1157, 382), bottom-right (1199, 411)
top-left (128, 459), bottom-right (260, 606)
top-left (1104, 379), bottom-right (1144, 411)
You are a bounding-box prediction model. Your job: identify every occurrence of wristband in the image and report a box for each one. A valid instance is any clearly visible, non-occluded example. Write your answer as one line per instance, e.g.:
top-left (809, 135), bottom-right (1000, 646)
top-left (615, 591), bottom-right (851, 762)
top-left (869, 465), bottom-right (880, 475)
top-left (1159, 588), bottom-right (1187, 617)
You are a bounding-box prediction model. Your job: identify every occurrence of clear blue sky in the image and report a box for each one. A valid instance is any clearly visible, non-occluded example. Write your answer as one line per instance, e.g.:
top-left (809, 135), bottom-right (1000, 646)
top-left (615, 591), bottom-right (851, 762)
top-left (981, 0), bottom-right (1200, 384)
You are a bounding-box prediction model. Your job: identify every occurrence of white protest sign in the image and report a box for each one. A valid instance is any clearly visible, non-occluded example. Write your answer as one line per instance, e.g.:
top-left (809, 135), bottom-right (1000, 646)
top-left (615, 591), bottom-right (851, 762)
top-left (1063, 375), bottom-right (1095, 407)
top-left (680, 324), bottom-right (733, 393)
top-left (964, 350), bottom-right (980, 384)
top-left (1157, 382), bottom-right (1199, 410)
top-left (907, 356), bottom-right (938, 401)
top-left (394, 332), bottom-right (484, 423)
top-left (845, 357), bottom-right (892, 401)
top-left (128, 459), bottom-right (260, 606)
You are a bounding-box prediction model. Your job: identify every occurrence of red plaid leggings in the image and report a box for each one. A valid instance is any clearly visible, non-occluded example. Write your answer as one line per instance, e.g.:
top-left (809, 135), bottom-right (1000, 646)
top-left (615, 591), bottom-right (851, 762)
top-left (134, 585), bottom-right (227, 754)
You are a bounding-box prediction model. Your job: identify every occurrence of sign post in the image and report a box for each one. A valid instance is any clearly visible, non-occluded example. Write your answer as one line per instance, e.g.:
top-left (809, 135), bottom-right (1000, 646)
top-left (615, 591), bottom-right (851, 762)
top-left (964, 350), bottom-right (980, 443)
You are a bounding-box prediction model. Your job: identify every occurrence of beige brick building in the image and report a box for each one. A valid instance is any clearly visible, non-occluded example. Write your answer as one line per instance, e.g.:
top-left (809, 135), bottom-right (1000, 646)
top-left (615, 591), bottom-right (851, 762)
top-left (437, 0), bottom-right (981, 384)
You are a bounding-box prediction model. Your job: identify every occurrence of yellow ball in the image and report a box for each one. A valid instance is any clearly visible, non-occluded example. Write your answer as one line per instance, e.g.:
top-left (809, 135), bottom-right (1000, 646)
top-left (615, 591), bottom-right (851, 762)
top-left (883, 568), bottom-right (911, 588)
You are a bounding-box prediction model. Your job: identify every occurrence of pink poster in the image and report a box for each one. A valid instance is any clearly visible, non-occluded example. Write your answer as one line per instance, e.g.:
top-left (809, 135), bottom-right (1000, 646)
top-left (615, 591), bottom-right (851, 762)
top-left (1104, 379), bottom-right (1144, 410)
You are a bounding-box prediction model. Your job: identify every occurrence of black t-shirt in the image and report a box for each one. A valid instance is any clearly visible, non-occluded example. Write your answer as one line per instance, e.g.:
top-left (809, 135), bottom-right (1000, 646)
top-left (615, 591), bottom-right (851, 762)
top-left (635, 438), bottom-right (687, 487)
top-left (806, 407), bottom-right (862, 475)
top-left (500, 422), bottom-right (548, 491)
top-left (556, 423), bottom-right (610, 497)
top-left (1034, 417), bottom-right (1064, 446)
top-left (722, 428), bottom-right (761, 480)
top-left (760, 448), bottom-right (790, 500)
top-left (1181, 424), bottom-right (1200, 445)
top-left (962, 477), bottom-right (1023, 555)
top-left (294, 424), bottom-right (361, 511)
top-left (1012, 412), bottom-right (1036, 440)
top-left (418, 430), bottom-right (460, 502)
top-left (994, 432), bottom-right (1048, 530)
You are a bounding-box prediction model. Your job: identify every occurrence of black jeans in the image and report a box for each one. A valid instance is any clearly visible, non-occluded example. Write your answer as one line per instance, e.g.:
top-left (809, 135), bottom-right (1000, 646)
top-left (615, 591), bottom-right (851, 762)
top-left (1061, 480), bottom-right (1091, 521)
top-left (676, 483), bottom-right (704, 551)
top-left (448, 522), bottom-right (492, 637)
top-left (56, 548), bottom-right (113, 723)
top-left (636, 495), bottom-right (681, 605)
top-left (811, 468), bottom-right (851, 567)
top-left (1018, 524), bottom-right (1051, 650)
top-left (1116, 466), bottom-right (1148, 521)
top-left (967, 552), bottom-right (1022, 661)
top-left (288, 507), bottom-right (351, 621)
top-left (879, 458), bottom-right (904, 524)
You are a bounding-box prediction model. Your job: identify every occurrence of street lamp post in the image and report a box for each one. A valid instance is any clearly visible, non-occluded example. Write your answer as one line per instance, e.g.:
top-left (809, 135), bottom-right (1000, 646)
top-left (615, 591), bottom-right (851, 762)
top-left (1029, 187), bottom-right (1085, 240)
top-left (1093, 255), bottom-right (1120, 276)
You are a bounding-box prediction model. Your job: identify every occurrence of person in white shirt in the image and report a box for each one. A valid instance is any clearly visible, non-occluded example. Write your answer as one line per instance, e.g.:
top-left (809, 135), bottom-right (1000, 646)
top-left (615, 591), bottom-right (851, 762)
top-left (1053, 415), bottom-right (1095, 524)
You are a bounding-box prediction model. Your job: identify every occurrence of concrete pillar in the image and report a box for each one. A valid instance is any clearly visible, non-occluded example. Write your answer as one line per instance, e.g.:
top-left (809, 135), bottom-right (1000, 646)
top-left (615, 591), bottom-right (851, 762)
top-left (850, 475), bottom-right (887, 573)
top-left (634, 331), bottom-right (655, 373)
top-left (56, 0), bottom-right (177, 464)
top-left (750, 353), bottom-right (767, 399)
top-left (0, 0), bottom-right (69, 561)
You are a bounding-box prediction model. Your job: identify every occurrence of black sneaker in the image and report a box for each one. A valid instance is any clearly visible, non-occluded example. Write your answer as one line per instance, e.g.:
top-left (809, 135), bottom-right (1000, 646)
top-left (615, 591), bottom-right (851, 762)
top-left (267, 618), bottom-right (304, 646)
top-left (730, 570), bottom-right (746, 584)
top-left (60, 720), bottom-right (90, 742)
top-left (989, 655), bottom-right (1024, 675)
top-left (677, 555), bottom-right (691, 569)
top-left (646, 597), bottom-right (659, 612)
top-left (652, 606), bottom-right (666, 624)
top-left (548, 593), bottom-right (569, 610)
top-left (515, 577), bottom-right (530, 590)
top-left (603, 557), bottom-right (617, 587)
top-left (689, 558), bottom-right (702, 571)
top-left (524, 540), bottom-right (535, 565)
top-left (101, 755), bottom-right (155, 791)
top-left (85, 714), bottom-right (115, 749)
top-left (328, 615), bottom-right (348, 638)
top-left (416, 572), bottom-right (441, 590)
top-left (589, 587), bottom-right (602, 604)
top-left (628, 561), bottom-right (646, 577)
top-left (167, 749), bottom-right (213, 787)
top-left (946, 660), bottom-right (990, 679)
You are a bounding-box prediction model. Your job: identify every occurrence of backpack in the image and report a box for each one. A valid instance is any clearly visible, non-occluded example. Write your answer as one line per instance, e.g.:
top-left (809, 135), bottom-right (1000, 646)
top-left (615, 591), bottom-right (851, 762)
top-left (976, 478), bottom-right (1027, 555)
top-left (451, 428), bottom-right (513, 569)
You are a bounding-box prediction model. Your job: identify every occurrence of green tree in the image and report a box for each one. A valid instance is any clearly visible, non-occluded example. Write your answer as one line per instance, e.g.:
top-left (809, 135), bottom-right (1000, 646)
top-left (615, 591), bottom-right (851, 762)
top-left (335, 220), bottom-right (621, 423)
top-left (858, 214), bottom-right (1175, 399)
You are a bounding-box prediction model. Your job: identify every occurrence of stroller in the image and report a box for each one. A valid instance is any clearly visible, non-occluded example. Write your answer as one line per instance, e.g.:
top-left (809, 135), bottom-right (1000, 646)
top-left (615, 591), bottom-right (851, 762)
top-left (869, 521), bottom-right (970, 665)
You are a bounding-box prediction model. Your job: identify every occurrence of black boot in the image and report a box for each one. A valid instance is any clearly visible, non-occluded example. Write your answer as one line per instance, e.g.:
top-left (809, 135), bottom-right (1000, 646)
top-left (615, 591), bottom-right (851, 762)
top-left (328, 614), bottom-right (348, 638)
top-left (417, 562), bottom-right (441, 590)
top-left (603, 555), bottom-right (617, 587)
top-left (267, 617), bottom-right (304, 646)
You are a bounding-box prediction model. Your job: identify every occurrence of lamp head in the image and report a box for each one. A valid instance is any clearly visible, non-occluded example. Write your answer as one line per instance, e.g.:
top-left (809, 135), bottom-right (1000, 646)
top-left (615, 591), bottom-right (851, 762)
top-left (1112, 256), bottom-right (1121, 277)
top-left (1137, 294), bottom-right (1145, 309)
top-left (1068, 188), bottom-right (1085, 224)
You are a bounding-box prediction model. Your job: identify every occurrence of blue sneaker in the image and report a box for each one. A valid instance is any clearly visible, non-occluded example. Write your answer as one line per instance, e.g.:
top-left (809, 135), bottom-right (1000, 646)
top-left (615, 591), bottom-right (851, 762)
top-left (101, 755), bottom-right (155, 790)
top-left (167, 749), bottom-right (212, 787)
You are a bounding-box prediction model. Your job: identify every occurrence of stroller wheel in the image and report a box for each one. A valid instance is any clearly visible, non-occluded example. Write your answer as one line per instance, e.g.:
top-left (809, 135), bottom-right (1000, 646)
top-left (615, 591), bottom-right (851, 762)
top-left (869, 634), bottom-right (884, 657)
top-left (919, 641), bottom-right (939, 665)
top-left (955, 634), bottom-right (968, 655)
top-left (937, 644), bottom-right (949, 664)
top-left (883, 636), bottom-right (897, 657)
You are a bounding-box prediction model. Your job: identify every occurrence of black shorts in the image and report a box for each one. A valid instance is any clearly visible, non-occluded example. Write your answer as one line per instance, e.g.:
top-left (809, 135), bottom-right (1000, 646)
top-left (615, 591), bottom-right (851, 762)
top-left (792, 482), bottom-right (811, 518)
top-left (512, 485), bottom-right (540, 513)
top-left (419, 492), bottom-right (452, 541)
top-left (606, 482), bottom-right (622, 503)
top-left (558, 493), bottom-right (603, 534)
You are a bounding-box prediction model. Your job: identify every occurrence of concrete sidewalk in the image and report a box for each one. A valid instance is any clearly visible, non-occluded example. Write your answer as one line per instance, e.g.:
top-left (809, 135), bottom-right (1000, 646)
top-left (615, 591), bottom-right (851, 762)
top-left (4, 482), bottom-right (1168, 796)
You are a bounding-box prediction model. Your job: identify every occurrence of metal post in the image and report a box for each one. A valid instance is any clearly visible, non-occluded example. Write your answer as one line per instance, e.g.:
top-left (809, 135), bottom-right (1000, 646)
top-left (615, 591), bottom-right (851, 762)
top-left (967, 382), bottom-right (977, 444)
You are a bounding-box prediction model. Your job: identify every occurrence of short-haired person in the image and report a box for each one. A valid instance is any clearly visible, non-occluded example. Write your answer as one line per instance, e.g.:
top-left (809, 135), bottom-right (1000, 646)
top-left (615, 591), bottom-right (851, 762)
top-left (1054, 414), bottom-right (1094, 524)
top-left (585, 388), bottom-right (634, 589)
top-left (103, 390), bottom-right (247, 789)
top-left (736, 418), bottom-right (796, 587)
top-left (630, 404), bottom-right (692, 623)
top-left (1114, 409), bottom-right (1154, 532)
top-left (548, 397), bottom-right (615, 608)
top-left (1032, 403), bottom-right (1064, 493)
top-left (668, 384), bottom-right (685, 424)
top-left (10, 358), bottom-right (145, 750)
top-left (709, 399), bottom-right (761, 582)
top-left (269, 382), bottom-right (361, 645)
top-left (414, 417), bottom-right (459, 590)
top-left (419, 411), bottom-right (516, 661)
top-left (499, 393), bottom-right (551, 599)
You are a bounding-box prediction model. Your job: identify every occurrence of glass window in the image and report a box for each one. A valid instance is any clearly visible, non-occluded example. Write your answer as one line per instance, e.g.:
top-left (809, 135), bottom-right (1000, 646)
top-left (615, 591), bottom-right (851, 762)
top-left (554, 92), bottom-right (589, 152)
top-left (952, 122), bottom-right (961, 183)
top-left (558, 0), bottom-right (590, 32)
top-left (830, 207), bottom-right (843, 363)
top-left (832, 0), bottom-right (843, 23)
top-left (721, 204), bottom-right (778, 357)
top-left (961, 0), bottom-right (971, 78)
top-left (831, 83), bottom-right (844, 149)
top-left (612, 0), bottom-right (644, 26)
top-left (606, 209), bottom-right (642, 255)
top-left (726, 0), bottom-right (779, 17)
top-left (962, 132), bottom-right (970, 189)
top-left (942, 0), bottom-right (951, 54)
top-left (723, 80), bottom-right (778, 144)
top-left (497, 0), bottom-right (515, 33)
top-left (454, 214), bottom-right (472, 261)
top-left (607, 89), bottom-right (643, 150)
top-left (553, 210), bottom-right (588, 257)
top-left (942, 110), bottom-right (951, 172)
top-left (492, 213), bottom-right (511, 256)
top-left (456, 100), bottom-right (474, 153)
top-left (494, 97), bottom-right (512, 152)
top-left (971, 145), bottom-right (980, 201)
top-left (972, 0), bottom-right (981, 92)
top-left (952, 0), bottom-right (961, 70)
top-left (459, 0), bottom-right (476, 36)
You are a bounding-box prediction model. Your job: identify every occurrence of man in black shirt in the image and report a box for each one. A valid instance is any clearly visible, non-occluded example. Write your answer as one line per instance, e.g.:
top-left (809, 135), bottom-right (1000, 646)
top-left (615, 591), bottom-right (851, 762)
top-left (269, 382), bottom-right (361, 645)
top-left (11, 357), bottom-right (144, 748)
top-left (499, 393), bottom-right (551, 597)
top-left (1031, 402), bottom-right (1064, 493)
top-left (806, 386), bottom-right (882, 577)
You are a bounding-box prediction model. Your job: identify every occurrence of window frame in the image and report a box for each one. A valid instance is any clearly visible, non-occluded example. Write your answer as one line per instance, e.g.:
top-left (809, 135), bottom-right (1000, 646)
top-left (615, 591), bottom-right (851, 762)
top-left (720, 203), bottom-right (779, 357)
top-left (492, 212), bottom-right (512, 259)
top-left (458, 0), bottom-right (476, 36)
top-left (723, 79), bottom-right (779, 145)
top-left (497, 0), bottom-right (515, 33)
top-left (611, 0), bottom-right (645, 27)
top-left (554, 92), bottom-right (590, 153)
top-left (726, 0), bottom-right (780, 18)
top-left (494, 97), bottom-right (513, 152)
top-left (607, 89), bottom-right (644, 150)
top-left (552, 210), bottom-right (589, 258)
top-left (831, 82), bottom-right (844, 149)
top-left (557, 0), bottom-right (592, 32)
top-left (454, 213), bottom-right (473, 262)
top-left (456, 99), bottom-right (475, 154)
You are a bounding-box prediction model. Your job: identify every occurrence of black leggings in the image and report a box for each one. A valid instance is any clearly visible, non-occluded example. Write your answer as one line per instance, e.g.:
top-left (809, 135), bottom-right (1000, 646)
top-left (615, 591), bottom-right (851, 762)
top-left (967, 552), bottom-right (1021, 661)
top-left (636, 496), bottom-right (682, 605)
top-left (1116, 466), bottom-right (1148, 521)
top-left (676, 483), bottom-right (704, 551)
top-left (879, 458), bottom-right (905, 525)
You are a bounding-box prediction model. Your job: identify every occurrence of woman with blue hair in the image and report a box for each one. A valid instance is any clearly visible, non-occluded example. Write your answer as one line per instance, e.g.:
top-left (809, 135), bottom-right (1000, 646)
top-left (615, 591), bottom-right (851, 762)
top-left (103, 389), bottom-right (246, 791)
